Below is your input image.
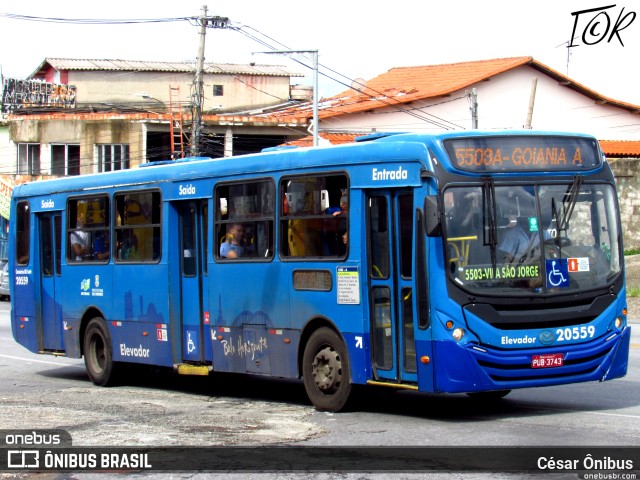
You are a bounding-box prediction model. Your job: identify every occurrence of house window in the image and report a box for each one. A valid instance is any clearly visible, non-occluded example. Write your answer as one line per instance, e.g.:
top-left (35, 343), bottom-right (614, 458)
top-left (17, 143), bottom-right (41, 175)
top-left (98, 144), bottom-right (130, 172)
top-left (213, 85), bottom-right (224, 96)
top-left (51, 144), bottom-right (80, 176)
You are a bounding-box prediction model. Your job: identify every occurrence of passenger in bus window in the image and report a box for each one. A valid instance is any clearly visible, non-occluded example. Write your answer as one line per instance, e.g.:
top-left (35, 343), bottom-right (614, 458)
top-left (70, 212), bottom-right (90, 261)
top-left (325, 191), bottom-right (348, 217)
top-left (118, 230), bottom-right (138, 260)
top-left (220, 223), bottom-right (244, 259)
top-left (94, 232), bottom-right (110, 260)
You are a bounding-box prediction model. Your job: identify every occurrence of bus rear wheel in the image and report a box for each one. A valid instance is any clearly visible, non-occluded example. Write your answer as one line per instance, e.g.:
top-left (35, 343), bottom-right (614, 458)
top-left (302, 327), bottom-right (352, 412)
top-left (83, 317), bottom-right (117, 386)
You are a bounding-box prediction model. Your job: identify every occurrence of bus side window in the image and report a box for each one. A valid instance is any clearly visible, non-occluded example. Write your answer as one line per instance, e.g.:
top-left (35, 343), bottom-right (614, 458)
top-left (215, 180), bottom-right (274, 261)
top-left (280, 174), bottom-right (348, 259)
top-left (67, 196), bottom-right (110, 263)
top-left (114, 191), bottom-right (161, 263)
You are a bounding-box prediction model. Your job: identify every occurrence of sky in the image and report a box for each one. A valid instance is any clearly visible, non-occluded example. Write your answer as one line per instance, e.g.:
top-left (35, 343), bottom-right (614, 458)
top-left (1, 0), bottom-right (639, 104)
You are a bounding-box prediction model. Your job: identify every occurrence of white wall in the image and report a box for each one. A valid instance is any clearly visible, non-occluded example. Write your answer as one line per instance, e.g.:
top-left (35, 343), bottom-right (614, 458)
top-left (319, 65), bottom-right (639, 141)
top-left (0, 124), bottom-right (12, 175)
top-left (68, 70), bottom-right (293, 113)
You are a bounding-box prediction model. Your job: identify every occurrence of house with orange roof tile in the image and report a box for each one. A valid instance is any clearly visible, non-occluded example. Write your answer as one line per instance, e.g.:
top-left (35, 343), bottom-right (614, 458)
top-left (274, 57), bottom-right (640, 249)
top-left (274, 56), bottom-right (640, 147)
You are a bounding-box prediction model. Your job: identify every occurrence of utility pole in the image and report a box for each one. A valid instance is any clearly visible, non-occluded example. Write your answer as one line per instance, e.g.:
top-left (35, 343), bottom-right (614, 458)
top-left (253, 50), bottom-right (319, 146)
top-left (524, 77), bottom-right (538, 129)
top-left (191, 5), bottom-right (207, 158)
top-left (469, 88), bottom-right (478, 129)
top-left (190, 5), bottom-right (229, 157)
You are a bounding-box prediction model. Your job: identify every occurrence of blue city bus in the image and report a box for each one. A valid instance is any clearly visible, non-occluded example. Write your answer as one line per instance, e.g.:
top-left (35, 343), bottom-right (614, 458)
top-left (9, 130), bottom-right (630, 411)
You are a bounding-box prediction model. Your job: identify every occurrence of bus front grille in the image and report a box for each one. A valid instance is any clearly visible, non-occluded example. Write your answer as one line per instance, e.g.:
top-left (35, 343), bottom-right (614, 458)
top-left (467, 334), bottom-right (618, 384)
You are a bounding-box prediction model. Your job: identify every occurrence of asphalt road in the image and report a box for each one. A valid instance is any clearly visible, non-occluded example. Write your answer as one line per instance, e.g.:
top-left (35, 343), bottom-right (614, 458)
top-left (0, 299), bottom-right (638, 480)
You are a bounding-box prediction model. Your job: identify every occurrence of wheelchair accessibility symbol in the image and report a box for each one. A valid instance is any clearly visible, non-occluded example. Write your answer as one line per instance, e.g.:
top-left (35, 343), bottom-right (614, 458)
top-left (546, 259), bottom-right (569, 288)
top-left (185, 329), bottom-right (199, 357)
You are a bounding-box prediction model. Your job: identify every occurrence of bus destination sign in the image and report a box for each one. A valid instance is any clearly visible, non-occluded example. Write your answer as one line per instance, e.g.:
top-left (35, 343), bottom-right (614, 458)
top-left (444, 136), bottom-right (601, 173)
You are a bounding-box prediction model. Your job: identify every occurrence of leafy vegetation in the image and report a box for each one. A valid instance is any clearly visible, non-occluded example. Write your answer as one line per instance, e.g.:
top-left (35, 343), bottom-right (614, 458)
top-left (628, 287), bottom-right (640, 298)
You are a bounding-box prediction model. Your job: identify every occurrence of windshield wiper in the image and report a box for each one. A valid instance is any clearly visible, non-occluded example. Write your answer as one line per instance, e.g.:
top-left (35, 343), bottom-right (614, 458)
top-left (549, 176), bottom-right (582, 254)
top-left (482, 178), bottom-right (498, 269)
top-left (560, 175), bottom-right (583, 232)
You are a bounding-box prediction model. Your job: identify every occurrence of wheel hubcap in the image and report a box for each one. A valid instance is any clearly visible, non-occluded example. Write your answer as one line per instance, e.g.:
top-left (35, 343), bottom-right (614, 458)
top-left (311, 346), bottom-right (342, 393)
top-left (91, 334), bottom-right (105, 373)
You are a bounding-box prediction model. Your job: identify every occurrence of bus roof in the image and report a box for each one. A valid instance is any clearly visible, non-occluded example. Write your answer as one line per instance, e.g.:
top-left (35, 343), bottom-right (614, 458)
top-left (12, 130), bottom-right (600, 199)
top-left (12, 138), bottom-right (432, 199)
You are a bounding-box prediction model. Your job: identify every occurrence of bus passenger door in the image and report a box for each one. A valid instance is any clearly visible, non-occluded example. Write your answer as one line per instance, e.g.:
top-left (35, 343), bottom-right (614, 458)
top-left (38, 214), bottom-right (63, 351)
top-left (367, 190), bottom-right (417, 383)
top-left (177, 200), bottom-right (209, 363)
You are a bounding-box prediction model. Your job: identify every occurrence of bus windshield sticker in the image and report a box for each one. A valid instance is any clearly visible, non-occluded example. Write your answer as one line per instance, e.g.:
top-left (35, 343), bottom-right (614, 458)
top-left (337, 266), bottom-right (360, 304)
top-left (546, 259), bottom-right (570, 288)
top-left (567, 257), bottom-right (590, 272)
top-left (463, 264), bottom-right (541, 282)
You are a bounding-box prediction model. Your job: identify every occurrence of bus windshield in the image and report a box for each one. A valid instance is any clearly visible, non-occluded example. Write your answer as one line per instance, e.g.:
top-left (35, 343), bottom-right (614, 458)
top-left (444, 181), bottom-right (621, 295)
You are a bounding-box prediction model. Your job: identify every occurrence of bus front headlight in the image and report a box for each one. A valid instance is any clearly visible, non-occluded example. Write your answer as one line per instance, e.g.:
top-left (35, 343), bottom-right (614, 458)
top-left (452, 328), bottom-right (465, 341)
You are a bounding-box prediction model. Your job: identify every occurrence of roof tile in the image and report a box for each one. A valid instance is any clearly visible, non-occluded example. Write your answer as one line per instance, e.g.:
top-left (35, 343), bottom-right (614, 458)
top-left (30, 58), bottom-right (304, 78)
top-left (599, 140), bottom-right (640, 157)
top-left (266, 56), bottom-right (640, 119)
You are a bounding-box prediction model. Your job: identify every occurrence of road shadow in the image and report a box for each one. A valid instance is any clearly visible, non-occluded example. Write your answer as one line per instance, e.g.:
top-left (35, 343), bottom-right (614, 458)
top-left (37, 365), bottom-right (89, 382)
top-left (38, 361), bottom-right (640, 424)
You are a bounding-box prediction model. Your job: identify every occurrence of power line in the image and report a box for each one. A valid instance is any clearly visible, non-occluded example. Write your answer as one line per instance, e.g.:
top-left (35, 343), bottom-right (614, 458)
top-left (1, 11), bottom-right (465, 129)
top-left (0, 12), bottom-right (192, 24)
top-left (231, 23), bottom-right (464, 130)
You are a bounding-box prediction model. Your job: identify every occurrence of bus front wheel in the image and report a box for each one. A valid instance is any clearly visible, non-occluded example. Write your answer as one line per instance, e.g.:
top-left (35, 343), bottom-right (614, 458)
top-left (83, 317), bottom-right (117, 386)
top-left (302, 327), bottom-right (352, 412)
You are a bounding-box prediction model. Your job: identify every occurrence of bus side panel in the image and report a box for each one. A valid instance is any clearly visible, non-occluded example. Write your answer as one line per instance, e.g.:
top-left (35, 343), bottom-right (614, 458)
top-left (267, 328), bottom-right (300, 378)
top-left (603, 326), bottom-right (630, 380)
top-left (11, 266), bottom-right (38, 353)
top-left (109, 320), bottom-right (173, 367)
top-left (110, 265), bottom-right (169, 324)
top-left (107, 264), bottom-right (172, 367)
top-left (414, 332), bottom-right (436, 392)
top-left (209, 262), bottom-right (291, 375)
top-left (288, 264), bottom-right (371, 386)
top-left (431, 341), bottom-right (489, 392)
top-left (211, 326), bottom-right (246, 373)
top-left (341, 331), bottom-right (371, 385)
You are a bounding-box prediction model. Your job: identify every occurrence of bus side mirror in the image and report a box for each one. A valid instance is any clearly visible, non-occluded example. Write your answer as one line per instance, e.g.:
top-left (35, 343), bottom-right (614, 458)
top-left (424, 195), bottom-right (441, 237)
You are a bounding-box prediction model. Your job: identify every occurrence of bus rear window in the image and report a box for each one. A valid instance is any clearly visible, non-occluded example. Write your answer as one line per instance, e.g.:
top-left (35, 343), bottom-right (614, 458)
top-left (16, 201), bottom-right (30, 265)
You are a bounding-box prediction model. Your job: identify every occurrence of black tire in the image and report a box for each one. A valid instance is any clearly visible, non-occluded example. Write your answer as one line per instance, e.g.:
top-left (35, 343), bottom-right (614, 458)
top-left (466, 389), bottom-right (511, 400)
top-left (302, 327), bottom-right (352, 412)
top-left (83, 317), bottom-right (117, 386)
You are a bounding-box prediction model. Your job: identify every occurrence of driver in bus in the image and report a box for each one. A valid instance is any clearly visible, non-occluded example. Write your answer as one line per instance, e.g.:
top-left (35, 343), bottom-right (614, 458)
top-left (497, 214), bottom-right (531, 264)
top-left (220, 223), bottom-right (245, 259)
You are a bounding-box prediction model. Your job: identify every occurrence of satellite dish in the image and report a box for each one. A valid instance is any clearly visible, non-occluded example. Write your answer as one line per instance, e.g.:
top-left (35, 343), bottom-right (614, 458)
top-left (351, 78), bottom-right (367, 92)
